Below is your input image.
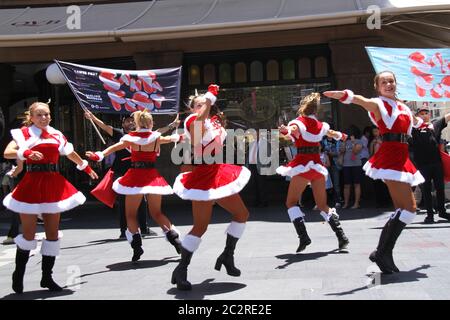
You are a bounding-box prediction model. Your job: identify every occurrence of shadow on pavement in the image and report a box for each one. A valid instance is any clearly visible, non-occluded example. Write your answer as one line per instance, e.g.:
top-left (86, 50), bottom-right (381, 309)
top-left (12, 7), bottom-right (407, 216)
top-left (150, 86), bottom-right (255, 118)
top-left (1, 288), bottom-right (75, 300)
top-left (61, 235), bottom-right (164, 250)
top-left (324, 264), bottom-right (431, 297)
top-left (275, 249), bottom-right (348, 269)
top-left (167, 278), bottom-right (246, 300)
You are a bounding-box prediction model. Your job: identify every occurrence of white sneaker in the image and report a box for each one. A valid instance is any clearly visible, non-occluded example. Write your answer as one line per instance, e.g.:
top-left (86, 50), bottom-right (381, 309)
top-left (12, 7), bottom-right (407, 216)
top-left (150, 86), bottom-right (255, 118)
top-left (2, 237), bottom-right (15, 245)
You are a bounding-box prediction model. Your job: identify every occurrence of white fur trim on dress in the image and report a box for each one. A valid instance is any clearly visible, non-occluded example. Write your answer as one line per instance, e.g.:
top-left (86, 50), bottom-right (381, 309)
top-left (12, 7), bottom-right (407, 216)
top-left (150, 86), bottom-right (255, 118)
top-left (10, 129), bottom-right (26, 146)
top-left (59, 142), bottom-right (74, 156)
top-left (14, 234), bottom-right (37, 251)
top-left (276, 161), bottom-right (328, 178)
top-left (287, 206), bottom-right (305, 222)
top-left (340, 89), bottom-right (354, 104)
top-left (76, 160), bottom-right (89, 171)
top-left (182, 234), bottom-right (202, 253)
top-left (41, 239), bottom-right (60, 257)
top-left (374, 97), bottom-right (411, 131)
top-left (288, 120), bottom-right (330, 143)
top-left (173, 166), bottom-right (251, 201)
top-left (399, 209), bottom-right (416, 225)
top-left (226, 221), bottom-right (246, 239)
top-left (120, 131), bottom-right (161, 145)
top-left (3, 191), bottom-right (86, 214)
top-left (112, 179), bottom-right (173, 195)
top-left (363, 161), bottom-right (425, 187)
top-left (320, 208), bottom-right (338, 222)
top-left (204, 92), bottom-right (217, 105)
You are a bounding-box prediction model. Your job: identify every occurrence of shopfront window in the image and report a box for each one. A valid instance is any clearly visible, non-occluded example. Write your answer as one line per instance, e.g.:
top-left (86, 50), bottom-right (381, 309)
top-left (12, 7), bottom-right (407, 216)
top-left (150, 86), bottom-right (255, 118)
top-left (250, 61), bottom-right (263, 82)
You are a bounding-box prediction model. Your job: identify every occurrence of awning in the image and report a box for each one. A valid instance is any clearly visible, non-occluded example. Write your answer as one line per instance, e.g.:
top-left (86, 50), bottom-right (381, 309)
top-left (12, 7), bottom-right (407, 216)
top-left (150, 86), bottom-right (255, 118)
top-left (0, 0), bottom-right (449, 47)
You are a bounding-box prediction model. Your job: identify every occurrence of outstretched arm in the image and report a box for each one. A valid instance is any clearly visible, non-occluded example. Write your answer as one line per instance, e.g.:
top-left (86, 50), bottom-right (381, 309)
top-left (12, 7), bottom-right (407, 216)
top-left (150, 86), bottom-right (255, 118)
top-left (326, 129), bottom-right (347, 141)
top-left (84, 111), bottom-right (114, 137)
top-left (323, 90), bottom-right (381, 120)
top-left (86, 141), bottom-right (129, 160)
top-left (66, 152), bottom-right (98, 179)
top-left (157, 114), bottom-right (180, 134)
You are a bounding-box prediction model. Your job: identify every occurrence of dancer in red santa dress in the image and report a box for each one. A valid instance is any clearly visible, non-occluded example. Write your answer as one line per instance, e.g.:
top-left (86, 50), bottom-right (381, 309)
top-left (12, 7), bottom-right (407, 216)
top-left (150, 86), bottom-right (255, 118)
top-left (171, 84), bottom-right (251, 291)
top-left (276, 92), bottom-right (350, 253)
top-left (3, 102), bottom-right (98, 294)
top-left (86, 109), bottom-right (182, 262)
top-left (324, 70), bottom-right (425, 274)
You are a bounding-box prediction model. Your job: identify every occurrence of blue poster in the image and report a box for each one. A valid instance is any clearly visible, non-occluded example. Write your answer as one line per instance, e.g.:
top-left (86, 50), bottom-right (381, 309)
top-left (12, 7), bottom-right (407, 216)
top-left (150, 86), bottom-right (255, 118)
top-left (366, 47), bottom-right (450, 102)
top-left (56, 60), bottom-right (182, 114)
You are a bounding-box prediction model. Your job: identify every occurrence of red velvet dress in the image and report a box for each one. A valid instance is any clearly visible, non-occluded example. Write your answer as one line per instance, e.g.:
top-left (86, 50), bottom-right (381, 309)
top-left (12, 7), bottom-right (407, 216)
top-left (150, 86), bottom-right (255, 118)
top-left (112, 129), bottom-right (173, 195)
top-left (172, 114), bottom-right (251, 201)
top-left (3, 125), bottom-right (85, 214)
top-left (276, 115), bottom-right (330, 180)
top-left (363, 96), bottom-right (424, 186)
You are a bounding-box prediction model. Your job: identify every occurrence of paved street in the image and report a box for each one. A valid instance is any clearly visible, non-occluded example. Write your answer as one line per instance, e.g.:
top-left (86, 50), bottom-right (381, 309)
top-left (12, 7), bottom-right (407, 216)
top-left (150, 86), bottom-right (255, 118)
top-left (1, 202), bottom-right (450, 300)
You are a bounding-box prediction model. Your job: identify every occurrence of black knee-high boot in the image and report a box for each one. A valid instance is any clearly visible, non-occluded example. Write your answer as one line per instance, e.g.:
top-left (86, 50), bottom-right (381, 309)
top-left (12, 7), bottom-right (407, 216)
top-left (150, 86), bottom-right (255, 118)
top-left (131, 233), bottom-right (144, 262)
top-left (166, 229), bottom-right (182, 254)
top-left (171, 247), bottom-right (194, 290)
top-left (371, 211), bottom-right (406, 274)
top-left (40, 256), bottom-right (63, 291)
top-left (292, 217), bottom-right (312, 253)
top-left (215, 234), bottom-right (241, 276)
top-left (327, 214), bottom-right (349, 250)
top-left (12, 248), bottom-right (30, 294)
top-left (369, 216), bottom-right (399, 273)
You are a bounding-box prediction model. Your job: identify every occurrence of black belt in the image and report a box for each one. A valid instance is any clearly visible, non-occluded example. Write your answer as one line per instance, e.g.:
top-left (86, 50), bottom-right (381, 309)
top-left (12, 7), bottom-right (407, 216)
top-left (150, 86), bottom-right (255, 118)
top-left (26, 163), bottom-right (59, 172)
top-left (382, 133), bottom-right (409, 144)
top-left (297, 146), bottom-right (320, 154)
top-left (130, 161), bottom-right (155, 169)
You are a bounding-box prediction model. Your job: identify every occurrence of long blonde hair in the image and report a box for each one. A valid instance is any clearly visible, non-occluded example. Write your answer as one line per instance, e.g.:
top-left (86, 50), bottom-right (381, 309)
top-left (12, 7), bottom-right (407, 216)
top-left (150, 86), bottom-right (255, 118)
top-left (22, 102), bottom-right (51, 127)
top-left (297, 92), bottom-right (320, 116)
top-left (132, 109), bottom-right (153, 129)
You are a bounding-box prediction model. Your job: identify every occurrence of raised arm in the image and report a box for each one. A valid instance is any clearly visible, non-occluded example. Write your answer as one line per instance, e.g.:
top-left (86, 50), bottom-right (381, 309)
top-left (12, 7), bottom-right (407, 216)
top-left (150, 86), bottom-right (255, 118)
top-left (157, 114), bottom-right (180, 134)
top-left (85, 140), bottom-right (129, 161)
top-left (323, 90), bottom-right (381, 120)
top-left (85, 110), bottom-right (114, 137)
top-left (196, 85), bottom-right (219, 122)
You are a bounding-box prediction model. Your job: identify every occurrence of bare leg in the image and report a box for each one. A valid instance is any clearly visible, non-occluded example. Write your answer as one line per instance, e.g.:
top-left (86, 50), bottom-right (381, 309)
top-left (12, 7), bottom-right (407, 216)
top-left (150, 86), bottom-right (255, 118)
top-left (343, 184), bottom-right (351, 208)
top-left (146, 194), bottom-right (172, 231)
top-left (216, 194), bottom-right (249, 222)
top-left (352, 184), bottom-right (361, 208)
top-left (190, 201), bottom-right (214, 237)
top-left (125, 194), bottom-right (143, 233)
top-left (285, 176), bottom-right (310, 209)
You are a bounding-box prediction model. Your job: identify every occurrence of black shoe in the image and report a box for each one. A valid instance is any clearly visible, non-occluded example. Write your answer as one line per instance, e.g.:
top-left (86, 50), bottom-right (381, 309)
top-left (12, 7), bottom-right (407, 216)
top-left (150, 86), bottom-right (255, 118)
top-left (292, 217), bottom-right (312, 253)
top-left (214, 234), bottom-right (241, 276)
top-left (327, 213), bottom-right (349, 250)
top-left (12, 248), bottom-right (30, 294)
top-left (166, 229), bottom-right (182, 254)
top-left (171, 247), bottom-right (193, 290)
top-left (130, 233), bottom-right (143, 262)
top-left (438, 212), bottom-right (450, 221)
top-left (424, 215), bottom-right (435, 224)
top-left (41, 256), bottom-right (63, 292)
top-left (119, 231), bottom-right (126, 239)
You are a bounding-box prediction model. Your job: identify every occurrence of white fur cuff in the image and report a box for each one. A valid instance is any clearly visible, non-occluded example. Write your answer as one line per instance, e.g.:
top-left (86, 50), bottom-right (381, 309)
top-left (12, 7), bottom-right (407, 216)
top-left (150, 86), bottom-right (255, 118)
top-left (226, 221), bottom-right (246, 239)
top-left (340, 90), bottom-right (354, 104)
top-left (320, 208), bottom-right (338, 222)
top-left (126, 229), bottom-right (141, 244)
top-left (41, 239), bottom-right (60, 256)
top-left (182, 234), bottom-right (201, 253)
top-left (287, 206), bottom-right (305, 222)
top-left (333, 131), bottom-right (343, 141)
top-left (95, 151), bottom-right (105, 162)
top-left (399, 209), bottom-right (416, 224)
top-left (169, 134), bottom-right (181, 143)
top-left (14, 234), bottom-right (37, 251)
top-left (204, 92), bottom-right (217, 105)
top-left (16, 147), bottom-right (29, 161)
top-left (76, 159), bottom-right (89, 171)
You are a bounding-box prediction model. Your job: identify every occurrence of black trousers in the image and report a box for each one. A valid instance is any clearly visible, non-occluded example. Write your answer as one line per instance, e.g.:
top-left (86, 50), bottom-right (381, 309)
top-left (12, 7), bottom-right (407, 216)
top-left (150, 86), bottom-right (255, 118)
top-left (419, 162), bottom-right (445, 215)
top-left (116, 194), bottom-right (148, 233)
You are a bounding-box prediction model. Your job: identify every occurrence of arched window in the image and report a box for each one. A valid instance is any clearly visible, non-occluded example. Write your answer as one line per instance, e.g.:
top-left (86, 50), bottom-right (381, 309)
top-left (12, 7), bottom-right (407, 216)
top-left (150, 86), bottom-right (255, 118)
top-left (219, 63), bottom-right (231, 84)
top-left (298, 58), bottom-right (311, 79)
top-left (234, 62), bottom-right (247, 83)
top-left (203, 64), bottom-right (216, 84)
top-left (282, 59), bottom-right (295, 80)
top-left (266, 60), bottom-right (279, 81)
top-left (250, 61), bottom-right (263, 82)
top-left (188, 65), bottom-right (200, 85)
top-left (314, 56), bottom-right (328, 78)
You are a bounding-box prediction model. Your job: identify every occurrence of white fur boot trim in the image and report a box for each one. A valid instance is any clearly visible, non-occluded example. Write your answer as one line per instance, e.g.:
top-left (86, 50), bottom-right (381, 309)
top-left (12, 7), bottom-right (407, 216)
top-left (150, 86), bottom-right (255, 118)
top-left (287, 206), bottom-right (305, 222)
top-left (399, 209), bottom-right (416, 225)
top-left (226, 221), bottom-right (246, 239)
top-left (40, 239), bottom-right (60, 257)
top-left (14, 234), bottom-right (37, 251)
top-left (181, 234), bottom-right (202, 253)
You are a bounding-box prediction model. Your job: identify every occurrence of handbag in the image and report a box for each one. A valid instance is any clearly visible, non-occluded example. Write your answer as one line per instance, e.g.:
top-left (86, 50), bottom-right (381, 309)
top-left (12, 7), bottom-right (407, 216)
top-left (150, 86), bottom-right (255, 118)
top-left (91, 168), bottom-right (117, 208)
